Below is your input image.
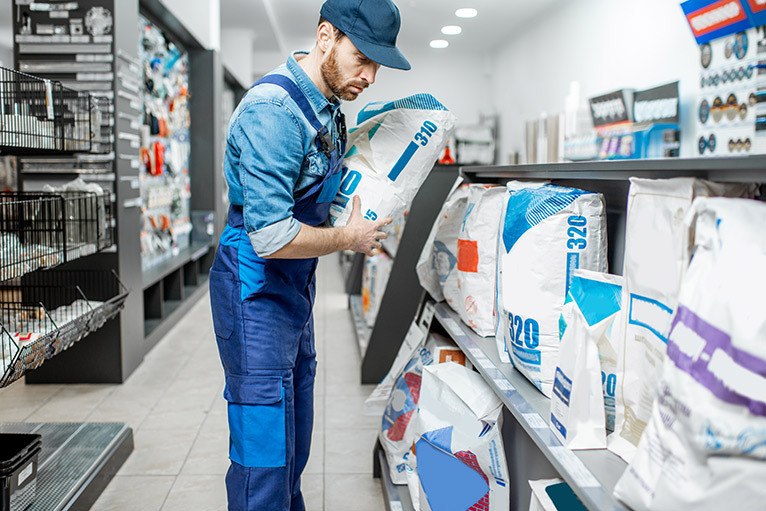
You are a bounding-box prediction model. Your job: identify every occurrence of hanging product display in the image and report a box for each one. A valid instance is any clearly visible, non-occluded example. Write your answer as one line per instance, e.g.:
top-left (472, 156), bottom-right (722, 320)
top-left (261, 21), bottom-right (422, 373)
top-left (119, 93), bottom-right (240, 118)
top-left (137, 15), bottom-right (192, 270)
top-left (499, 184), bottom-right (608, 397)
top-left (608, 177), bottom-right (759, 462)
top-left (329, 93), bottom-right (456, 227)
top-left (614, 196), bottom-right (766, 510)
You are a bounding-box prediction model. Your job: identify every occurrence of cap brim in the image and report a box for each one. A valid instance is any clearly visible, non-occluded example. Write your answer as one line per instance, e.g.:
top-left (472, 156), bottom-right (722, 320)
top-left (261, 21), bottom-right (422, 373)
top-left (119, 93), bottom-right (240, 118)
top-left (347, 33), bottom-right (411, 70)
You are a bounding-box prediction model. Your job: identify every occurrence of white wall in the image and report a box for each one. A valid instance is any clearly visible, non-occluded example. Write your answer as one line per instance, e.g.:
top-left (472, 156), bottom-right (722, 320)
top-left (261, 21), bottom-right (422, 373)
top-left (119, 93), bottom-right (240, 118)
top-left (342, 50), bottom-right (494, 129)
top-left (0, 26), bottom-right (12, 69)
top-left (221, 29), bottom-right (254, 87)
top-left (490, 0), bottom-right (700, 162)
top-left (160, 0), bottom-right (220, 50)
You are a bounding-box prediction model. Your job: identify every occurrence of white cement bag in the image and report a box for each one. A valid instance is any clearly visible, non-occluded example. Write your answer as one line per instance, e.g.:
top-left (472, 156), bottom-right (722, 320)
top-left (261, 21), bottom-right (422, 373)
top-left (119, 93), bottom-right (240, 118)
top-left (413, 363), bottom-right (509, 511)
top-left (501, 184), bottom-right (608, 397)
top-left (614, 196), bottom-right (766, 511)
top-left (362, 251), bottom-right (393, 328)
top-left (416, 183), bottom-right (469, 303)
top-left (495, 181), bottom-right (549, 364)
top-left (329, 94), bottom-right (457, 226)
top-left (609, 177), bottom-right (759, 462)
top-left (455, 185), bottom-right (506, 337)
top-left (550, 270), bottom-right (622, 449)
top-left (380, 333), bottom-right (472, 485)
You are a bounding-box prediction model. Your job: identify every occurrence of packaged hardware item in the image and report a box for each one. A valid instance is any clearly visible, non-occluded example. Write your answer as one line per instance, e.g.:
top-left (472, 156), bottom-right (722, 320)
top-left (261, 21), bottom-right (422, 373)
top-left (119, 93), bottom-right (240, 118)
top-left (455, 185), bottom-right (506, 337)
top-left (416, 183), bottom-right (469, 303)
top-left (614, 196), bottom-right (766, 510)
top-left (494, 181), bottom-right (549, 363)
top-left (329, 94), bottom-right (457, 227)
top-left (412, 362), bottom-right (508, 511)
top-left (380, 333), bottom-right (471, 485)
top-left (361, 251), bottom-right (393, 328)
top-left (609, 177), bottom-right (759, 462)
top-left (500, 184), bottom-right (608, 397)
top-left (550, 270), bottom-right (622, 449)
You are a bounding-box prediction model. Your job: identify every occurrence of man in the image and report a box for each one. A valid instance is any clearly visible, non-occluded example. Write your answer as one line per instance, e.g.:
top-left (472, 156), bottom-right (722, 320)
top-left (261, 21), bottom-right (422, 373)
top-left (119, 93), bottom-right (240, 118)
top-left (209, 1), bottom-right (410, 510)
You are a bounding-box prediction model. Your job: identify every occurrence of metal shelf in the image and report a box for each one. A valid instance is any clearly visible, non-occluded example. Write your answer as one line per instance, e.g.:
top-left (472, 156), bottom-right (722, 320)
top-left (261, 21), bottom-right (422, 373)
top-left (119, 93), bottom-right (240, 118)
top-left (463, 155), bottom-right (766, 184)
top-left (141, 242), bottom-right (210, 290)
top-left (433, 303), bottom-right (628, 511)
top-left (376, 446), bottom-right (415, 511)
top-left (348, 294), bottom-right (370, 357)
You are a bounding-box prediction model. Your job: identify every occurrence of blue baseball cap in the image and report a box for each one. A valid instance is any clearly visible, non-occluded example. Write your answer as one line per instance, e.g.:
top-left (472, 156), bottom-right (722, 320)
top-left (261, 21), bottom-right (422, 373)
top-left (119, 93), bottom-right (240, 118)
top-left (320, 0), bottom-right (411, 70)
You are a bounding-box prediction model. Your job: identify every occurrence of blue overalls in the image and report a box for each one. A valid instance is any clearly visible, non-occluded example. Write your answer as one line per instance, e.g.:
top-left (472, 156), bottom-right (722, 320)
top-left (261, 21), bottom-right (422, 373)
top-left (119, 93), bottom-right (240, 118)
top-left (209, 74), bottom-right (345, 511)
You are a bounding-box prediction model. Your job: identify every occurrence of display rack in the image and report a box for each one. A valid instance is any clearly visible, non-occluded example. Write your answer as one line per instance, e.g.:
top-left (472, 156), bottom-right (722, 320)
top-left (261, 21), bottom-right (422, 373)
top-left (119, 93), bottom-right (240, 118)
top-left (342, 164), bottom-right (459, 383)
top-left (373, 439), bottom-right (416, 511)
top-left (0, 190), bottom-right (114, 281)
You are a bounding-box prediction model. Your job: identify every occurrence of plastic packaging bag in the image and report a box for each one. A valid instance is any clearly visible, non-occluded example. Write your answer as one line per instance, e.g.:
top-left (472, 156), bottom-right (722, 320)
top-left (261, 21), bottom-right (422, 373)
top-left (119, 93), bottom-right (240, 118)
top-left (361, 251), bottom-right (393, 328)
top-left (500, 184), bottom-right (608, 397)
top-left (380, 334), bottom-right (471, 485)
top-left (609, 177), bottom-right (759, 462)
top-left (455, 185), bottom-right (507, 337)
top-left (412, 362), bottom-right (509, 511)
top-left (329, 94), bottom-right (456, 227)
top-left (550, 270), bottom-right (622, 449)
top-left (614, 196), bottom-right (766, 510)
top-left (416, 183), bottom-right (469, 303)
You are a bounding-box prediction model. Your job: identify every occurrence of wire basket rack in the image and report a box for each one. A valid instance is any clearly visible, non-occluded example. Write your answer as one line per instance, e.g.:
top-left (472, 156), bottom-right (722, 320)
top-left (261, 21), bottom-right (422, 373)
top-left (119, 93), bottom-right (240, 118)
top-left (0, 269), bottom-right (129, 387)
top-left (0, 191), bottom-right (114, 281)
top-left (0, 67), bottom-right (92, 154)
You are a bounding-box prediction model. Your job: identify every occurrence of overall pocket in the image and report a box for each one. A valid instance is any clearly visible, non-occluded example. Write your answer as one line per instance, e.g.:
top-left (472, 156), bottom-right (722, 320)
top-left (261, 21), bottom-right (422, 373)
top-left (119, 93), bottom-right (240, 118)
top-left (225, 375), bottom-right (286, 468)
top-left (209, 270), bottom-right (235, 339)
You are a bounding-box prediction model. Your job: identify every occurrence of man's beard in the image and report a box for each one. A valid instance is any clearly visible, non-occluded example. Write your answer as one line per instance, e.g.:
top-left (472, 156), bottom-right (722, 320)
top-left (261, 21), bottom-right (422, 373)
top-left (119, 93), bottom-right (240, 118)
top-left (321, 46), bottom-right (367, 101)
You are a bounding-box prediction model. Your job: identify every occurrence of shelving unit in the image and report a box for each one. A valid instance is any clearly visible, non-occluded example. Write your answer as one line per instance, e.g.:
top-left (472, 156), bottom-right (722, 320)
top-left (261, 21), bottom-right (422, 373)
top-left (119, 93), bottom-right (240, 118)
top-left (373, 439), bottom-right (416, 511)
top-left (348, 294), bottom-right (370, 355)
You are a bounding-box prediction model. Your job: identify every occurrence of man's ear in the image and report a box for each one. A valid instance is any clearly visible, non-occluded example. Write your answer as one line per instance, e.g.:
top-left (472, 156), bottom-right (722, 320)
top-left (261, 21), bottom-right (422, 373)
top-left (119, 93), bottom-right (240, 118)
top-left (317, 22), bottom-right (334, 53)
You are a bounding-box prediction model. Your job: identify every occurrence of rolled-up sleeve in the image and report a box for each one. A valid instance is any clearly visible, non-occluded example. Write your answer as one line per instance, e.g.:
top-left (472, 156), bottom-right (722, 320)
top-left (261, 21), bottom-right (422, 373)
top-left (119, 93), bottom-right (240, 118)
top-left (233, 100), bottom-right (305, 257)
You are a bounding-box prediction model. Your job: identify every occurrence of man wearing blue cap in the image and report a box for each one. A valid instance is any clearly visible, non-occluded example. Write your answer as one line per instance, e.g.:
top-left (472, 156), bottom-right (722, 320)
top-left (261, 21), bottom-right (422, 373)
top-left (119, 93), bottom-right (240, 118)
top-left (209, 0), bottom-right (410, 509)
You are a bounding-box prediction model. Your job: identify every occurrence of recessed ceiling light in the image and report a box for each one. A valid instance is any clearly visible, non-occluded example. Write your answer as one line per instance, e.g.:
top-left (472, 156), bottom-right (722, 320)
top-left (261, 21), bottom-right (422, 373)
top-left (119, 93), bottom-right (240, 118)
top-left (455, 8), bottom-right (478, 18)
top-left (429, 39), bottom-right (449, 49)
top-left (441, 25), bottom-right (462, 35)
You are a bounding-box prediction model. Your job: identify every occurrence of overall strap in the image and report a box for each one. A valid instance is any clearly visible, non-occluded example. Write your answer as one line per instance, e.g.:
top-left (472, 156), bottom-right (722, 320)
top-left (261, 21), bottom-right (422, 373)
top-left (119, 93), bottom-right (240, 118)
top-left (253, 74), bottom-right (334, 158)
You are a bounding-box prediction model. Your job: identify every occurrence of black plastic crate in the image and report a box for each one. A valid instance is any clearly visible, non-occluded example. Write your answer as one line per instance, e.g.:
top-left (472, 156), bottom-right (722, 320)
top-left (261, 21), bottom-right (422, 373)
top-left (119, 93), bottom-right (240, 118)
top-left (0, 433), bottom-right (41, 511)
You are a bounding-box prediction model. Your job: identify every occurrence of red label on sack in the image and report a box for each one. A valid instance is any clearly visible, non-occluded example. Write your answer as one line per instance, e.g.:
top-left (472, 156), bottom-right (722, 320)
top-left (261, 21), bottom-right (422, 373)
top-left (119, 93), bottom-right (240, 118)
top-left (687, 0), bottom-right (747, 37)
top-left (747, 0), bottom-right (766, 12)
top-left (457, 239), bottom-right (479, 272)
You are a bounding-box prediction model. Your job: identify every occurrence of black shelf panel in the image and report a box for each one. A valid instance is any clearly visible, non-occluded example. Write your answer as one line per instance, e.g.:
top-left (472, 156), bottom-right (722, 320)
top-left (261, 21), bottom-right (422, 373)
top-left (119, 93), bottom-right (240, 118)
top-left (141, 242), bottom-right (211, 290)
top-left (433, 303), bottom-right (628, 511)
top-left (464, 155), bottom-right (766, 183)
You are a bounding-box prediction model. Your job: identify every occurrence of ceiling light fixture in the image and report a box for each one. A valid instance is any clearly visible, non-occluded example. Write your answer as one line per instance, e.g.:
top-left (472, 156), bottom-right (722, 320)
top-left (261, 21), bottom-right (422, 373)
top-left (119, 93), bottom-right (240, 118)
top-left (441, 25), bottom-right (462, 35)
top-left (455, 8), bottom-right (478, 18)
top-left (429, 39), bottom-right (449, 49)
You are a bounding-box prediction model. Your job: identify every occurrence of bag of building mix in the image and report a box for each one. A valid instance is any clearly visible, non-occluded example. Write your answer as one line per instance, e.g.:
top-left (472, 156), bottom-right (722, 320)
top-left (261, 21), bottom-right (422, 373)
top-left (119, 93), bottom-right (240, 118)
top-left (500, 184), bottom-right (608, 397)
top-left (380, 333), bottom-right (471, 485)
top-left (495, 181), bottom-right (549, 363)
top-left (416, 183), bottom-right (469, 303)
top-left (361, 251), bottom-right (393, 328)
top-left (329, 93), bottom-right (456, 227)
top-left (455, 185), bottom-right (507, 337)
top-left (609, 177), bottom-right (759, 462)
top-left (550, 270), bottom-right (622, 449)
top-left (614, 196), bottom-right (766, 510)
top-left (411, 362), bottom-right (509, 511)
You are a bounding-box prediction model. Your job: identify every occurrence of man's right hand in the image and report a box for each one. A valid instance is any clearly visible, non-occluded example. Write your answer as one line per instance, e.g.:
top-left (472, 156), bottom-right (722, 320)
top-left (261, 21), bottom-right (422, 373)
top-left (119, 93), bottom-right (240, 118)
top-left (344, 196), bottom-right (392, 256)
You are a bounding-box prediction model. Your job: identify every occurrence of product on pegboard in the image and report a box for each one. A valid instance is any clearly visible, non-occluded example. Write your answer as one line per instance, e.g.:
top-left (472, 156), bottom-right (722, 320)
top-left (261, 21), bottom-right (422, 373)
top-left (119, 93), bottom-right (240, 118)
top-left (614, 196), bottom-right (766, 511)
top-left (138, 15), bottom-right (192, 269)
top-left (608, 177), bottom-right (759, 463)
top-left (361, 251), bottom-right (393, 328)
top-left (500, 184), bottom-right (608, 397)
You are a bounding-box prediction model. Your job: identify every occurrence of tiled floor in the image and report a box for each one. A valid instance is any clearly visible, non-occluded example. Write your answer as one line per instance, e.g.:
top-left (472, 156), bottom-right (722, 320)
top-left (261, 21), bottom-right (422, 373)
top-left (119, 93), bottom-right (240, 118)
top-left (0, 255), bottom-right (385, 511)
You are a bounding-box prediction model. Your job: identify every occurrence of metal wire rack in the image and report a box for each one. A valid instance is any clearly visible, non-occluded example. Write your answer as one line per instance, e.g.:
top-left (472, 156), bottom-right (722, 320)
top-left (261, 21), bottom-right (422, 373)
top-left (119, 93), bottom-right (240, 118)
top-left (0, 191), bottom-right (114, 281)
top-left (0, 269), bottom-right (129, 387)
top-left (0, 67), bottom-right (92, 154)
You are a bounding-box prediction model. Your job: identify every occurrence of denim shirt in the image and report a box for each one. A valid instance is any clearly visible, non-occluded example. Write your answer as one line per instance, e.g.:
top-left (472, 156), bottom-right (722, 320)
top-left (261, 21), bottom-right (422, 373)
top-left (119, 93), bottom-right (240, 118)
top-left (224, 52), bottom-right (343, 257)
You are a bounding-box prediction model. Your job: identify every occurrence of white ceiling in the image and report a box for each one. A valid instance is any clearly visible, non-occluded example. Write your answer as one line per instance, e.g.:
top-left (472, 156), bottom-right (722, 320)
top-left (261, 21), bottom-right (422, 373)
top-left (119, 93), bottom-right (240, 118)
top-left (221, 0), bottom-right (562, 58)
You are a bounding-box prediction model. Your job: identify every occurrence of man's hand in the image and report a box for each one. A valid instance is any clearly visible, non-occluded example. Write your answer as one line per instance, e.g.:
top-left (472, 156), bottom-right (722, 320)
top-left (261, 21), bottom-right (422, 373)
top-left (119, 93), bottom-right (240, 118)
top-left (344, 196), bottom-right (392, 256)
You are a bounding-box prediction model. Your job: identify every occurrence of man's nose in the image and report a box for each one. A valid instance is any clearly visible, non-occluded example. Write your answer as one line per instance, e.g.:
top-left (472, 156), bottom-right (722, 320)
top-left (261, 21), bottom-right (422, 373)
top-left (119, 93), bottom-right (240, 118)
top-left (361, 63), bottom-right (377, 85)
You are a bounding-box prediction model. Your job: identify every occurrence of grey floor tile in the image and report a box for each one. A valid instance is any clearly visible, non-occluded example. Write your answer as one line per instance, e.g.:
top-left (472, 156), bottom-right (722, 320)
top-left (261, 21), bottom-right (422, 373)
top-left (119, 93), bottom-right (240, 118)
top-left (325, 473), bottom-right (386, 511)
top-left (180, 428), bottom-right (230, 476)
top-left (161, 475), bottom-right (227, 511)
top-left (119, 428), bottom-right (198, 476)
top-left (139, 407), bottom-right (208, 432)
top-left (301, 473), bottom-right (324, 511)
top-left (304, 427), bottom-right (324, 475)
top-left (325, 394), bottom-right (381, 429)
top-left (25, 384), bottom-right (115, 422)
top-left (324, 428), bottom-right (379, 474)
top-left (90, 475), bottom-right (175, 511)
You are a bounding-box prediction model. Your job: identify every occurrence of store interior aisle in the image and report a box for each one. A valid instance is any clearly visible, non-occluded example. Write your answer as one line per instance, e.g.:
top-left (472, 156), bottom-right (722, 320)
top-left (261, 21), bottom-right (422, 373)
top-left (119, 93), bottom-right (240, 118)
top-left (0, 255), bottom-right (384, 511)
